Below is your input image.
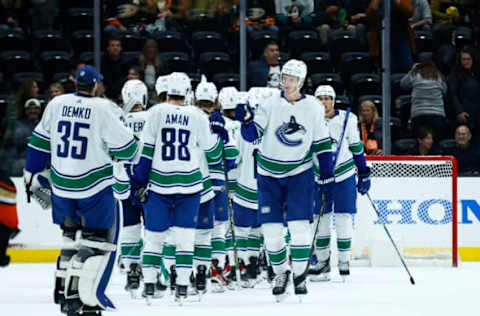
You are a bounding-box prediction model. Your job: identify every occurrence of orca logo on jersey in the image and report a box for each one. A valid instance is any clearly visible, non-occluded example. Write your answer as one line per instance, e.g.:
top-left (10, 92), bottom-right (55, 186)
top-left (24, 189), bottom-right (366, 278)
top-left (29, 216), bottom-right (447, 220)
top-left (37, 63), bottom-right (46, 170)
top-left (275, 115), bottom-right (306, 146)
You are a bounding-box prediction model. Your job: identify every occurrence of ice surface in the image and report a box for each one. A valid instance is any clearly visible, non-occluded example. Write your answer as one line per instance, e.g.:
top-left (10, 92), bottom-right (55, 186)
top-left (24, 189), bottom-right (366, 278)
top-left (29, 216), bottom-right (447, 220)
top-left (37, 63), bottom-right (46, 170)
top-left (1, 263), bottom-right (478, 316)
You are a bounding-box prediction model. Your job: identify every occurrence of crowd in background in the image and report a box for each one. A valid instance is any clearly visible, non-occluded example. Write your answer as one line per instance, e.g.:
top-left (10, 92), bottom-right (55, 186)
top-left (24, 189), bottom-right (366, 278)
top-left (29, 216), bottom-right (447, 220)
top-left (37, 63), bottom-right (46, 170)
top-left (1, 0), bottom-right (480, 176)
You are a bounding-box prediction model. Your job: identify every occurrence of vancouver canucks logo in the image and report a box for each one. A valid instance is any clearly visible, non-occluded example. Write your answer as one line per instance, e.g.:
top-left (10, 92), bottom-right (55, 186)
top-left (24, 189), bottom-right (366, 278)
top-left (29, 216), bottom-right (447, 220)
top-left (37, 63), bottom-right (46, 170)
top-left (275, 116), bottom-right (307, 146)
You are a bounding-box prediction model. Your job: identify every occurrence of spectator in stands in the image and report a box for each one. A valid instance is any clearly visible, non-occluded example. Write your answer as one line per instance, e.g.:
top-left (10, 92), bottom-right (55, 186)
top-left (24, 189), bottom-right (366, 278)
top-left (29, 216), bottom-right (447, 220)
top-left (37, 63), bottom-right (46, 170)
top-left (30, 0), bottom-right (57, 31)
top-left (104, 0), bottom-right (146, 34)
top-left (3, 98), bottom-right (42, 176)
top-left (409, 0), bottom-right (432, 30)
top-left (127, 65), bottom-right (144, 81)
top-left (344, 0), bottom-right (370, 47)
top-left (139, 38), bottom-right (163, 91)
top-left (62, 60), bottom-right (86, 93)
top-left (431, 0), bottom-right (475, 48)
top-left (247, 40), bottom-right (282, 88)
top-left (102, 36), bottom-right (130, 100)
top-left (4, 78), bottom-right (40, 133)
top-left (359, 100), bottom-right (383, 155)
top-left (400, 60), bottom-right (448, 140)
top-left (0, 171), bottom-right (19, 267)
top-left (0, 0), bottom-right (28, 32)
top-left (449, 125), bottom-right (480, 174)
top-left (275, 0), bottom-right (316, 33)
top-left (367, 0), bottom-right (415, 73)
top-left (244, 0), bottom-right (277, 33)
top-left (409, 126), bottom-right (441, 155)
top-left (447, 47), bottom-right (480, 138)
top-left (317, 0), bottom-right (355, 46)
top-left (46, 82), bottom-right (64, 103)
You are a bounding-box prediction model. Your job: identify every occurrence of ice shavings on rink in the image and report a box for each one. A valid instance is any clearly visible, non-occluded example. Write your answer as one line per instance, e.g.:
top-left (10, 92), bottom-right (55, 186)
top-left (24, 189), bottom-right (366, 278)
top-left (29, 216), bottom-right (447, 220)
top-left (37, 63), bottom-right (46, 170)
top-left (1, 262), bottom-right (478, 316)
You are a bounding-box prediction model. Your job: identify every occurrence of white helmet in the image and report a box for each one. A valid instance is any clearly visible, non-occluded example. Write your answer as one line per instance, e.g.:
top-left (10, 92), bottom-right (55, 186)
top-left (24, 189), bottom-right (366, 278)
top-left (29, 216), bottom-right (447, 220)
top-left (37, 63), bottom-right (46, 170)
top-left (248, 87), bottom-right (277, 109)
top-left (218, 86), bottom-right (238, 110)
top-left (121, 79), bottom-right (148, 113)
top-left (155, 75), bottom-right (169, 95)
top-left (281, 59), bottom-right (307, 90)
top-left (236, 91), bottom-right (249, 105)
top-left (314, 85), bottom-right (336, 104)
top-left (185, 90), bottom-right (195, 105)
top-left (195, 81), bottom-right (218, 103)
top-left (167, 72), bottom-right (191, 97)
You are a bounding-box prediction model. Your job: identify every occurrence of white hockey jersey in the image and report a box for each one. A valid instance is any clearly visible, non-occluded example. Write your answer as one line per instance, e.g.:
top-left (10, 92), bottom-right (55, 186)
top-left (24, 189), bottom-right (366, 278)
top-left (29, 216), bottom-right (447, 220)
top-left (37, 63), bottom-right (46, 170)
top-left (233, 136), bottom-right (261, 210)
top-left (313, 110), bottom-right (364, 182)
top-left (140, 103), bottom-right (223, 195)
top-left (28, 93), bottom-right (138, 199)
top-left (113, 110), bottom-right (149, 200)
top-left (253, 93), bottom-right (332, 178)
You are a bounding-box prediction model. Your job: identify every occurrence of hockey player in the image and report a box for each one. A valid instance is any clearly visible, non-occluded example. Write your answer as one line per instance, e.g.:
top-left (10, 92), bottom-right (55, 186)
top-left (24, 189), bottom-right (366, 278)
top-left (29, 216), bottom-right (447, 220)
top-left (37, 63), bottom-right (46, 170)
top-left (118, 79), bottom-right (150, 296)
top-left (155, 75), bottom-right (169, 103)
top-left (310, 85), bottom-right (371, 282)
top-left (0, 173), bottom-right (20, 267)
top-left (133, 72), bottom-right (227, 304)
top-left (235, 59), bottom-right (335, 301)
top-left (24, 65), bottom-right (140, 315)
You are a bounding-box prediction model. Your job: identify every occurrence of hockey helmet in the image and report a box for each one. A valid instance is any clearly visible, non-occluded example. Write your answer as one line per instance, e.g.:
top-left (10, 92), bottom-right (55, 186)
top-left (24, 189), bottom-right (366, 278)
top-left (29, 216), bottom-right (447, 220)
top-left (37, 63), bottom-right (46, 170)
top-left (167, 72), bottom-right (191, 97)
top-left (315, 85), bottom-right (336, 104)
top-left (218, 86), bottom-right (239, 110)
top-left (281, 59), bottom-right (307, 90)
top-left (155, 75), bottom-right (169, 95)
top-left (121, 79), bottom-right (148, 113)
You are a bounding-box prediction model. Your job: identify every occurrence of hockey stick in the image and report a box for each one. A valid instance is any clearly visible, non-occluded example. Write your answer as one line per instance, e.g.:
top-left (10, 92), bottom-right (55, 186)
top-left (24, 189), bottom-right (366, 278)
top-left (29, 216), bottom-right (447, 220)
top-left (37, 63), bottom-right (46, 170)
top-left (222, 148), bottom-right (242, 288)
top-left (366, 193), bottom-right (416, 285)
top-left (302, 108), bottom-right (351, 279)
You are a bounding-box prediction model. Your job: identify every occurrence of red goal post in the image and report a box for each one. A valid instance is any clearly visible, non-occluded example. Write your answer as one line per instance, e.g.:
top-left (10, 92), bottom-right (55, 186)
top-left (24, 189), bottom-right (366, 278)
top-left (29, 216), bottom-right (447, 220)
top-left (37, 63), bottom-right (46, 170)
top-left (355, 156), bottom-right (458, 267)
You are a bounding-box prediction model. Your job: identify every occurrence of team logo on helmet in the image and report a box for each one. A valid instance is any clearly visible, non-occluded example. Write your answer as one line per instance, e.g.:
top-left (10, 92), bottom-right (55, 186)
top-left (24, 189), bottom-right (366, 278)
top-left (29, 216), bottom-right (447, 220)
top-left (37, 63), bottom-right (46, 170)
top-left (275, 115), bottom-right (307, 147)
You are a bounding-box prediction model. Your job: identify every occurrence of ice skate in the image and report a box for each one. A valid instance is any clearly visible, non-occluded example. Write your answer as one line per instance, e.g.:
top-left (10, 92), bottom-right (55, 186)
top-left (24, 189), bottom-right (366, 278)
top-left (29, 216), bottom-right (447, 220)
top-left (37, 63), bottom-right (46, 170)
top-left (125, 263), bottom-right (142, 298)
top-left (196, 265), bottom-right (207, 299)
top-left (309, 258), bottom-right (331, 282)
top-left (142, 283), bottom-right (155, 305)
top-left (339, 261), bottom-right (350, 282)
top-left (272, 270), bottom-right (291, 303)
top-left (293, 273), bottom-right (307, 303)
top-left (175, 285), bottom-right (187, 306)
top-left (210, 259), bottom-right (228, 293)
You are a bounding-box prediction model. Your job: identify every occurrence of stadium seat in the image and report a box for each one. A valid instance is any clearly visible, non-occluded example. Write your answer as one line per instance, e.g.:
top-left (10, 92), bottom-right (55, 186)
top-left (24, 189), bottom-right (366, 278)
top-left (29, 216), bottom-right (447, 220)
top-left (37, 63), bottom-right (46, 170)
top-left (310, 73), bottom-right (344, 95)
top-left (417, 51), bottom-right (433, 62)
top-left (40, 51), bottom-right (72, 82)
top-left (0, 94), bottom-right (8, 120)
top-left (213, 73), bottom-right (240, 90)
top-left (33, 31), bottom-right (70, 55)
top-left (287, 30), bottom-right (321, 58)
top-left (67, 8), bottom-right (93, 31)
top-left (391, 73), bottom-right (409, 102)
top-left (1, 51), bottom-right (36, 76)
top-left (51, 72), bottom-right (71, 84)
top-left (154, 31), bottom-right (187, 53)
top-left (300, 52), bottom-right (333, 74)
top-left (439, 139), bottom-right (456, 154)
top-left (393, 138), bottom-right (416, 155)
top-left (121, 31), bottom-right (144, 52)
top-left (71, 30), bottom-right (94, 55)
top-left (358, 95), bottom-right (382, 115)
top-left (329, 31), bottom-right (362, 61)
top-left (249, 30), bottom-right (279, 59)
top-left (160, 52), bottom-right (194, 73)
top-left (454, 27), bottom-right (473, 50)
top-left (390, 116), bottom-right (403, 141)
top-left (199, 52), bottom-right (232, 80)
top-left (0, 29), bottom-right (28, 52)
top-left (79, 51), bottom-right (94, 65)
top-left (414, 30), bottom-right (433, 53)
top-left (394, 94), bottom-right (412, 126)
top-left (192, 31), bottom-right (226, 59)
top-left (334, 95), bottom-right (350, 110)
top-left (13, 72), bottom-right (45, 90)
top-left (339, 52), bottom-right (373, 83)
top-left (350, 73), bottom-right (381, 104)
top-left (279, 51), bottom-right (290, 64)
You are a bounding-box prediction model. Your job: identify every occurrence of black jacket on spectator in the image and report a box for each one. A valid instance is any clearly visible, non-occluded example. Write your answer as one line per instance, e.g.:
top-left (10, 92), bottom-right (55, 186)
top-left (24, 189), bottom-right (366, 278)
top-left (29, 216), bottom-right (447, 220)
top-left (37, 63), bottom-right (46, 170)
top-left (447, 71), bottom-right (480, 131)
top-left (102, 55), bottom-right (130, 100)
top-left (247, 58), bottom-right (283, 88)
top-left (450, 144), bottom-right (480, 175)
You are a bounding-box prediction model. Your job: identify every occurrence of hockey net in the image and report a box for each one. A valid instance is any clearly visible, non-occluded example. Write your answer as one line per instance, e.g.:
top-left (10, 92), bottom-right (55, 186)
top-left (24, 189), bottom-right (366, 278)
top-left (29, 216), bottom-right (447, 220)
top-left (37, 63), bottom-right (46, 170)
top-left (349, 156), bottom-right (458, 267)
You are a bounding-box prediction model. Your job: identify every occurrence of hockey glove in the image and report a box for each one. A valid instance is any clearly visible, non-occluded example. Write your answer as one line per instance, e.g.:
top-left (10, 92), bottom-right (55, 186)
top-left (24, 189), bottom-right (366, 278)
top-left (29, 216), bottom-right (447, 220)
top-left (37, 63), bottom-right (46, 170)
top-left (209, 110), bottom-right (229, 143)
top-left (134, 186), bottom-right (149, 204)
top-left (234, 103), bottom-right (254, 124)
top-left (24, 169), bottom-right (52, 210)
top-left (357, 167), bottom-right (371, 195)
top-left (318, 177), bottom-right (335, 209)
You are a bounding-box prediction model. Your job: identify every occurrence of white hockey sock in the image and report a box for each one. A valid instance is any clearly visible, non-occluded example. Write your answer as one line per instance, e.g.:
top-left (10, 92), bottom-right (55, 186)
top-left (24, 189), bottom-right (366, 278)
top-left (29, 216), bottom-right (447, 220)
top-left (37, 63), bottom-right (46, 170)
top-left (314, 212), bottom-right (332, 262)
top-left (162, 228), bottom-right (176, 274)
top-left (193, 228), bottom-right (212, 271)
top-left (142, 229), bottom-right (166, 283)
top-left (288, 220), bottom-right (311, 277)
top-left (211, 220), bottom-right (227, 268)
top-left (248, 227), bottom-right (262, 259)
top-left (173, 226), bottom-right (195, 286)
top-left (235, 226), bottom-right (250, 264)
top-left (335, 214), bottom-right (353, 263)
top-left (262, 223), bottom-right (288, 274)
top-left (120, 223), bottom-right (142, 267)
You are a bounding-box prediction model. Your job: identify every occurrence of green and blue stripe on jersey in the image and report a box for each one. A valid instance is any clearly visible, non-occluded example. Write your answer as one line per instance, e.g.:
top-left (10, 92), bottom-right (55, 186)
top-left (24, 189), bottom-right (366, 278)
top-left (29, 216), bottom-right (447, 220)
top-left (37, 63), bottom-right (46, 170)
top-left (50, 164), bottom-right (113, 193)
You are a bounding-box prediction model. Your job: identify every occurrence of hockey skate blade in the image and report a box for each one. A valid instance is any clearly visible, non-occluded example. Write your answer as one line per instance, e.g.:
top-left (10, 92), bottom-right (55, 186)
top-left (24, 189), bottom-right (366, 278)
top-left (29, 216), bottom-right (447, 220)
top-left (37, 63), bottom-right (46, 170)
top-left (297, 294), bottom-right (306, 303)
top-left (309, 274), bottom-right (331, 282)
top-left (145, 296), bottom-right (152, 306)
top-left (129, 289), bottom-right (138, 299)
top-left (174, 296), bottom-right (185, 306)
top-left (274, 291), bottom-right (289, 303)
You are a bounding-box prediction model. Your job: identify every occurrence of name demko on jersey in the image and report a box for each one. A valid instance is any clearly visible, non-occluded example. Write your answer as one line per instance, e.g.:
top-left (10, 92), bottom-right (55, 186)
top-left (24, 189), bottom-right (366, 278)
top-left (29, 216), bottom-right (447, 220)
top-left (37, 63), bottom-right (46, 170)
top-left (140, 103), bottom-right (224, 195)
top-left (28, 93), bottom-right (138, 199)
top-left (253, 94), bottom-right (332, 178)
top-left (313, 110), bottom-right (365, 182)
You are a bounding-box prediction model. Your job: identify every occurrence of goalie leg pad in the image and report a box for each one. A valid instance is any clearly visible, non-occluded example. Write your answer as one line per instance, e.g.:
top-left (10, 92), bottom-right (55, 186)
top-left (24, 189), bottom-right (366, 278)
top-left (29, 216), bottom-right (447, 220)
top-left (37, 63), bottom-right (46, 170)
top-left (142, 229), bottom-right (167, 283)
top-left (335, 213), bottom-right (353, 263)
top-left (287, 220), bottom-right (311, 276)
top-left (262, 222), bottom-right (288, 275)
top-left (314, 212), bottom-right (332, 262)
top-left (54, 226), bottom-right (79, 305)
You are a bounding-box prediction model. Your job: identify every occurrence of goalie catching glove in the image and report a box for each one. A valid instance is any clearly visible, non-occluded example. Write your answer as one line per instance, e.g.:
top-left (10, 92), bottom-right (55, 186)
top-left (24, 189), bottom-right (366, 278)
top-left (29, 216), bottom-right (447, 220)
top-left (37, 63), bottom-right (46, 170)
top-left (23, 169), bottom-right (52, 209)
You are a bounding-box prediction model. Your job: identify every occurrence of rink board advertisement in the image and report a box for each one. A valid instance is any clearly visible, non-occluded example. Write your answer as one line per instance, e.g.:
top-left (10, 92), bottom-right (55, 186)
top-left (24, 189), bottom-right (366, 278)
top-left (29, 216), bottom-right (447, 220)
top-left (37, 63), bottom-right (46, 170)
top-left (7, 176), bottom-right (480, 262)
